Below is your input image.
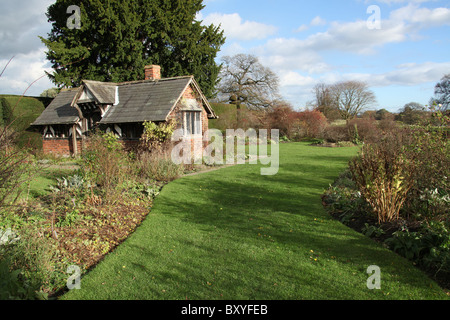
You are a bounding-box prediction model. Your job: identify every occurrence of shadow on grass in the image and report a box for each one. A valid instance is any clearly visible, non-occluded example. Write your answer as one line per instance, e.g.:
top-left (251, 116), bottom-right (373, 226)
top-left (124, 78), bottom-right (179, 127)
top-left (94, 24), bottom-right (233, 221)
top-left (62, 144), bottom-right (447, 300)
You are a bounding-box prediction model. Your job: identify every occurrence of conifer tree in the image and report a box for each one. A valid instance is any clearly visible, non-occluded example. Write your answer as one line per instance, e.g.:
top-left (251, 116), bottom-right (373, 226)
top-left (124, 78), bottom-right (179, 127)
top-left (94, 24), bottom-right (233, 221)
top-left (40, 0), bottom-right (225, 98)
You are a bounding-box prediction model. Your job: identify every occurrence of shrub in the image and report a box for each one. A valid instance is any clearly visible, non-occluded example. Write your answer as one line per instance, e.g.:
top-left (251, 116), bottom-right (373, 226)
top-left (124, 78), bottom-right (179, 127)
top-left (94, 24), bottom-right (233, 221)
top-left (136, 120), bottom-right (184, 182)
top-left (378, 118), bottom-right (398, 134)
top-left (0, 224), bottom-right (65, 299)
top-left (265, 104), bottom-right (302, 139)
top-left (140, 120), bottom-right (176, 151)
top-left (323, 125), bottom-right (349, 143)
top-left (402, 125), bottom-right (449, 219)
top-left (296, 110), bottom-right (328, 139)
top-left (0, 127), bottom-right (35, 208)
top-left (349, 134), bottom-right (414, 223)
top-left (385, 221), bottom-right (450, 276)
top-left (347, 118), bottom-right (381, 144)
top-left (82, 131), bottom-right (130, 195)
top-left (135, 146), bottom-right (184, 182)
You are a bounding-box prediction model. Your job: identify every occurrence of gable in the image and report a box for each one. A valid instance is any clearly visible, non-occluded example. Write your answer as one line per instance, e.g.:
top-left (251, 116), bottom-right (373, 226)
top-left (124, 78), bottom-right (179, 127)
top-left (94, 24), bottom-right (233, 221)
top-left (80, 80), bottom-right (117, 105)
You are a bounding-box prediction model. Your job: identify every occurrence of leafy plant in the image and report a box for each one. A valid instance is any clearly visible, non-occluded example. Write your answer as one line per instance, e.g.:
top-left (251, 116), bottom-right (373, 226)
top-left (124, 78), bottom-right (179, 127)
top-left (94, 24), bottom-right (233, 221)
top-left (322, 185), bottom-right (366, 224)
top-left (385, 228), bottom-right (422, 261)
top-left (50, 174), bottom-right (88, 195)
top-left (361, 223), bottom-right (385, 238)
top-left (0, 225), bottom-right (66, 299)
top-left (385, 221), bottom-right (450, 275)
top-left (140, 120), bottom-right (176, 151)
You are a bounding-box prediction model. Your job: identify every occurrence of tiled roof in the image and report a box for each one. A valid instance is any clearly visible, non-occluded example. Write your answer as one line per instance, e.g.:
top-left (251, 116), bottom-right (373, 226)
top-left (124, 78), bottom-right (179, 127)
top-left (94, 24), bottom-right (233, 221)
top-left (32, 89), bottom-right (80, 125)
top-left (100, 77), bottom-right (192, 124)
top-left (32, 76), bottom-right (216, 126)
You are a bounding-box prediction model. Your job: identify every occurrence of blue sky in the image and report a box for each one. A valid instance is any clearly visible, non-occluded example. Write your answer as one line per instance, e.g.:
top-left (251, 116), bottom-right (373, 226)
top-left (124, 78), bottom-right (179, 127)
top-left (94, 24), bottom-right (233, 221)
top-left (200, 0), bottom-right (450, 111)
top-left (0, 0), bottom-right (449, 112)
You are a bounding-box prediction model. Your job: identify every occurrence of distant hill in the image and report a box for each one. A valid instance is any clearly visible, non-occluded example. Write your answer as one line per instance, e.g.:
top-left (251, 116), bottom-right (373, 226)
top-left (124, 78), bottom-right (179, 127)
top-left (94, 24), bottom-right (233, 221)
top-left (0, 95), bottom-right (52, 152)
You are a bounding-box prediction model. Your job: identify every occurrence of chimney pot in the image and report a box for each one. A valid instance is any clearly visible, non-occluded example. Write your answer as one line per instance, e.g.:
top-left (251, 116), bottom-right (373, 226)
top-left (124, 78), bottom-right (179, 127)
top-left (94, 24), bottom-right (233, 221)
top-left (145, 65), bottom-right (161, 80)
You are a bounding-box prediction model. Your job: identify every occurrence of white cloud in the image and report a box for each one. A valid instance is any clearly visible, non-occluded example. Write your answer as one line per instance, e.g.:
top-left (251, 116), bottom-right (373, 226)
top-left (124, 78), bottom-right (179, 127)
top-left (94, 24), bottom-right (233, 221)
top-left (201, 12), bottom-right (278, 41)
top-left (286, 4), bottom-right (450, 60)
top-left (294, 16), bottom-right (327, 33)
top-left (256, 2), bottom-right (450, 82)
top-left (276, 61), bottom-right (450, 109)
top-left (295, 25), bottom-right (309, 33)
top-left (0, 48), bottom-right (53, 96)
top-left (0, 0), bottom-right (53, 57)
top-left (390, 4), bottom-right (450, 27)
top-left (311, 16), bottom-right (327, 27)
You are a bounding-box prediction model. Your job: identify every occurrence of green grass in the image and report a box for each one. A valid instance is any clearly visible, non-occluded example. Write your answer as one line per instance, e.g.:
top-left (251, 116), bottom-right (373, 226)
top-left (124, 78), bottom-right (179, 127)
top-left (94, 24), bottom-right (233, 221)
top-left (25, 163), bottom-right (79, 200)
top-left (0, 94), bottom-right (50, 151)
top-left (62, 143), bottom-right (448, 300)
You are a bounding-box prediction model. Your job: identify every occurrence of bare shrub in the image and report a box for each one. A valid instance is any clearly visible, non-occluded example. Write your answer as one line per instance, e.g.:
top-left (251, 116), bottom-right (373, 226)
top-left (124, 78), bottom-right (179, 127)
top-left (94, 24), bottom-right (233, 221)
top-left (323, 125), bottom-right (350, 143)
top-left (349, 134), bottom-right (414, 223)
top-left (264, 104), bottom-right (301, 139)
top-left (297, 110), bottom-right (328, 139)
top-left (82, 132), bottom-right (130, 196)
top-left (347, 118), bottom-right (381, 144)
top-left (0, 127), bottom-right (34, 208)
top-left (135, 144), bottom-right (184, 182)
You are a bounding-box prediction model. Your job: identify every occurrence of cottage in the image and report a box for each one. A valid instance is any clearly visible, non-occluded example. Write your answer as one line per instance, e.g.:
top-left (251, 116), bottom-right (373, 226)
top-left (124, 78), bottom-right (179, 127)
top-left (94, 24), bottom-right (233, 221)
top-left (32, 65), bottom-right (217, 156)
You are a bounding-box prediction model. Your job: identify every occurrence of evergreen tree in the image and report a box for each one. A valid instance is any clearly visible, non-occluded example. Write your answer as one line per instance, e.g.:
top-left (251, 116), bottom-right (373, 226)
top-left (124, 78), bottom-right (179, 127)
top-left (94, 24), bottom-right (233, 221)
top-left (40, 0), bottom-right (225, 98)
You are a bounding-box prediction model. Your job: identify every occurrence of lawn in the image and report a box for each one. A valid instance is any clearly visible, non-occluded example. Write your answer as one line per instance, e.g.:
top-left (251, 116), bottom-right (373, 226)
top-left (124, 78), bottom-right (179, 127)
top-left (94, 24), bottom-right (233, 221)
top-left (62, 142), bottom-right (448, 300)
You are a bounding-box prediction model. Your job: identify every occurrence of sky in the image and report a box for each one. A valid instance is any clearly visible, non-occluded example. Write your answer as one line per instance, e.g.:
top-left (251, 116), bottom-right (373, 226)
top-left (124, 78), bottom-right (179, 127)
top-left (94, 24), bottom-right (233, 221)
top-left (0, 0), bottom-right (449, 113)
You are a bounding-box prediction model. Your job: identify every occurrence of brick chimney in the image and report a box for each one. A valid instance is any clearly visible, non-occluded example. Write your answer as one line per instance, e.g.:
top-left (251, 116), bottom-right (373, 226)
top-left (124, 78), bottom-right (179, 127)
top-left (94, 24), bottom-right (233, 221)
top-left (145, 65), bottom-right (161, 80)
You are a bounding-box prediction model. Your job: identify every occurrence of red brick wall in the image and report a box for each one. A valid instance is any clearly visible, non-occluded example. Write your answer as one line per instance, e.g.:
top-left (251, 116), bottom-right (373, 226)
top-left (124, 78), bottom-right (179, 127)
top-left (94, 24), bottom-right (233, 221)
top-left (166, 84), bottom-right (210, 158)
top-left (168, 85), bottom-right (209, 135)
top-left (43, 138), bottom-right (141, 156)
top-left (43, 139), bottom-right (82, 157)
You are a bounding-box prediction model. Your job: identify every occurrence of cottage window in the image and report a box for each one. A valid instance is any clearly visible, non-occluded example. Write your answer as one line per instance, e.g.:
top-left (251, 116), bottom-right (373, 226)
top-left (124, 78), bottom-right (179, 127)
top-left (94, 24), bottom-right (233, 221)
top-left (183, 111), bottom-right (202, 136)
top-left (43, 125), bottom-right (70, 139)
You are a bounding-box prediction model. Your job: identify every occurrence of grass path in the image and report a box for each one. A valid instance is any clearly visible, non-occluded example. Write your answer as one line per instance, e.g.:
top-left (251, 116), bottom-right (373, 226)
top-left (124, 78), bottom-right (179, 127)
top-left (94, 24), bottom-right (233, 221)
top-left (62, 143), bottom-right (448, 300)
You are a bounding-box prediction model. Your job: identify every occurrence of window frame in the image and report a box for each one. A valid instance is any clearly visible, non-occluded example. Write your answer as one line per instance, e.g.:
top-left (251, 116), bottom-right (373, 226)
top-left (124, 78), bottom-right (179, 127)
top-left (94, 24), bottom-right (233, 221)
top-left (183, 111), bottom-right (202, 137)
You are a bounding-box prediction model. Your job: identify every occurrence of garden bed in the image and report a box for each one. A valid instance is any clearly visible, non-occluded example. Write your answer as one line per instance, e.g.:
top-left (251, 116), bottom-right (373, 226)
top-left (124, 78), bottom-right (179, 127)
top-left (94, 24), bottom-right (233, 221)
top-left (322, 170), bottom-right (450, 293)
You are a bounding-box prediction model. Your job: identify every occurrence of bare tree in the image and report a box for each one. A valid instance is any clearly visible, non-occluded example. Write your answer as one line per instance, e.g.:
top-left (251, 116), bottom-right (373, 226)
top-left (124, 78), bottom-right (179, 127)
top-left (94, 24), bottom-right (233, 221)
top-left (430, 74), bottom-right (450, 112)
top-left (217, 54), bottom-right (281, 110)
top-left (330, 81), bottom-right (377, 122)
top-left (312, 83), bottom-right (340, 121)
